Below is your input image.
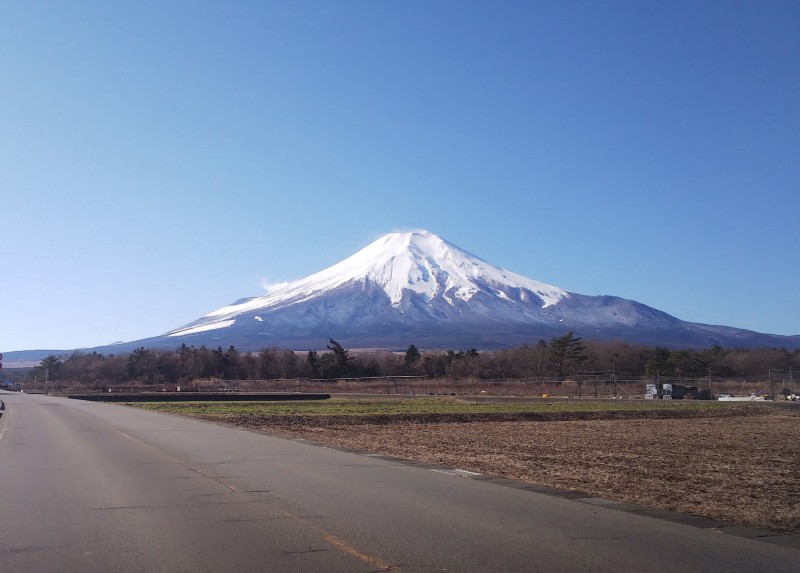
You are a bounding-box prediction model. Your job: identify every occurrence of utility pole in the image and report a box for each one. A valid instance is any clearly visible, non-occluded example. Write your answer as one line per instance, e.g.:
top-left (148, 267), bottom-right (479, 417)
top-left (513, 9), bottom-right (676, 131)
top-left (708, 367), bottom-right (713, 400)
top-left (769, 369), bottom-right (774, 401)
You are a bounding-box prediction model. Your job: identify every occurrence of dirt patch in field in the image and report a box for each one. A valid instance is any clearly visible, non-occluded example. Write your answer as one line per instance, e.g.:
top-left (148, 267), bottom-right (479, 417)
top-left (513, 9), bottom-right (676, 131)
top-left (196, 405), bottom-right (800, 534)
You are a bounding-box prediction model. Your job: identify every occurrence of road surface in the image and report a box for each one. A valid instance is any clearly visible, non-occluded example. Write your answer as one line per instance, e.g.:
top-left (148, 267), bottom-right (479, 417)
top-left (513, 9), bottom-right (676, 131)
top-left (0, 392), bottom-right (797, 572)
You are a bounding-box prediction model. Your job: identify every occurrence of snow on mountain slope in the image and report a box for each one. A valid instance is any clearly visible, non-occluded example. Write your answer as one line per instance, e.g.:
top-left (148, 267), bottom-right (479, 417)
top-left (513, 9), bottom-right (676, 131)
top-left (168, 230), bottom-right (568, 337)
top-left (157, 229), bottom-right (800, 350)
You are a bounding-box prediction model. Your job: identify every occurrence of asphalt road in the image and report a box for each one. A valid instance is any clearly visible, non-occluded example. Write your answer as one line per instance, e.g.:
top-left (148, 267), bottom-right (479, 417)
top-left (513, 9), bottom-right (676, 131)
top-left (0, 392), bottom-right (797, 572)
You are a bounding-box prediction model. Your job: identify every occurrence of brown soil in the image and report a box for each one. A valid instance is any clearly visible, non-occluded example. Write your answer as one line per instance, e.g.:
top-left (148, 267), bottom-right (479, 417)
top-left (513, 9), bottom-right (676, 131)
top-left (197, 405), bottom-right (800, 535)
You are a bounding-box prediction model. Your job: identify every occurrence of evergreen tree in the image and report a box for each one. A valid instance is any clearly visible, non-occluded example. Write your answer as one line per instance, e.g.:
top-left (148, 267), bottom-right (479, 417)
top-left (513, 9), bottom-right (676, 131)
top-left (404, 344), bottom-right (421, 367)
top-left (306, 350), bottom-right (319, 376)
top-left (31, 354), bottom-right (64, 385)
top-left (127, 347), bottom-right (155, 382)
top-left (327, 338), bottom-right (352, 371)
top-left (645, 347), bottom-right (673, 377)
top-left (548, 331), bottom-right (586, 379)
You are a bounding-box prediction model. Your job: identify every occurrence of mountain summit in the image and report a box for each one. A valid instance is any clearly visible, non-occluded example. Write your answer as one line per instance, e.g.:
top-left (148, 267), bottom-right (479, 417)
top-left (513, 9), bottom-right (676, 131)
top-left (171, 230), bottom-right (567, 339)
top-left (154, 230), bottom-right (799, 351)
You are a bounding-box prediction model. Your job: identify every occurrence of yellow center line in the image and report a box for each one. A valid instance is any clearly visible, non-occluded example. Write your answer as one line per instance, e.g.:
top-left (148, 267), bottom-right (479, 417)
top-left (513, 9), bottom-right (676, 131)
top-left (279, 509), bottom-right (400, 572)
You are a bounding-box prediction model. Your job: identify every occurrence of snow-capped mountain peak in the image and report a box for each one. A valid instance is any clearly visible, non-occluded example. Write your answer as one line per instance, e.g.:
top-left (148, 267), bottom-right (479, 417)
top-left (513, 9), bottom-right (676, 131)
top-left (286, 229), bottom-right (566, 306)
top-left (218, 230), bottom-right (562, 311)
top-left (168, 230), bottom-right (567, 337)
top-left (139, 229), bottom-right (800, 350)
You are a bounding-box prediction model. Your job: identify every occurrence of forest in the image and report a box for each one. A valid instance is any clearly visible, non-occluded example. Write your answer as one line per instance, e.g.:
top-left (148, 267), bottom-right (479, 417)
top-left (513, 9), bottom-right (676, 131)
top-left (17, 332), bottom-right (800, 390)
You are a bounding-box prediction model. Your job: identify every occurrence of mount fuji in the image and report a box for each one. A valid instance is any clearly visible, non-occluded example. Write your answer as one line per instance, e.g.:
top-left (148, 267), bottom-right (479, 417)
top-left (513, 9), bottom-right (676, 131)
top-left (125, 229), bottom-right (796, 352)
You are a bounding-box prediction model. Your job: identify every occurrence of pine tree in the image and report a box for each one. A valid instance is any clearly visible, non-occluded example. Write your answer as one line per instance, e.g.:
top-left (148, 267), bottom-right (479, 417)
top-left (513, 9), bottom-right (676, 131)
top-left (404, 344), bottom-right (421, 367)
top-left (324, 338), bottom-right (353, 378)
top-left (548, 331), bottom-right (586, 380)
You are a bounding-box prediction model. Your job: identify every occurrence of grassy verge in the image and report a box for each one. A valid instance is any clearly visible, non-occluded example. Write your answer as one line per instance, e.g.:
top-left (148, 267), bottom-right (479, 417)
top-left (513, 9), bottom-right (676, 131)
top-left (132, 396), bottom-right (742, 417)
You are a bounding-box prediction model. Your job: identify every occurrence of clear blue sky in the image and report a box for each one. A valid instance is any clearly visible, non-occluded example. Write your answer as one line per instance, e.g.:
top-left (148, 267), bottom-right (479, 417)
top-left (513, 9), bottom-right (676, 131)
top-left (2, 1), bottom-right (798, 352)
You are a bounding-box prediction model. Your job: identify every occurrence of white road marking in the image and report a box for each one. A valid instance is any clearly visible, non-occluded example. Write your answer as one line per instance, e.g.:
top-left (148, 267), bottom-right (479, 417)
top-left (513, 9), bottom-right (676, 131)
top-left (430, 468), bottom-right (482, 477)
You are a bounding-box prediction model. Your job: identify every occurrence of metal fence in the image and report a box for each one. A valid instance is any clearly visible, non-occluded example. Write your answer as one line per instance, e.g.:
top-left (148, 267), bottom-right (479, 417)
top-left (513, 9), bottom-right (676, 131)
top-left (185, 375), bottom-right (795, 399)
top-left (46, 373), bottom-right (800, 400)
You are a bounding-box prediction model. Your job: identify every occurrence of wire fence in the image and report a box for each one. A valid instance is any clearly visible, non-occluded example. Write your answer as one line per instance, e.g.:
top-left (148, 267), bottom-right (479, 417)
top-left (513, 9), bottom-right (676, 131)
top-left (176, 374), bottom-right (799, 399)
top-left (38, 372), bottom-right (800, 400)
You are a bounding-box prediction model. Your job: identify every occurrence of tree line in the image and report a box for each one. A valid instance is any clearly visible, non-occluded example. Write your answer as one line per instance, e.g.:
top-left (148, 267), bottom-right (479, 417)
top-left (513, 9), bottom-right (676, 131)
top-left (25, 333), bottom-right (800, 389)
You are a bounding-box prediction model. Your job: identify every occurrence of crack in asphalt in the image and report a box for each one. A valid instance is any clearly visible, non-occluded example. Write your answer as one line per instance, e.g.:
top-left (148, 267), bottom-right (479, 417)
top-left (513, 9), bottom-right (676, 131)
top-left (279, 547), bottom-right (330, 555)
top-left (221, 516), bottom-right (295, 523)
top-left (203, 457), bottom-right (286, 464)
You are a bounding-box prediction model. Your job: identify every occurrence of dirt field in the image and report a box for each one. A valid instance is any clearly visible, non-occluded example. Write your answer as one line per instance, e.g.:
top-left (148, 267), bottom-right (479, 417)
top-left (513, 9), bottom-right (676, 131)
top-left (188, 402), bottom-right (800, 535)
